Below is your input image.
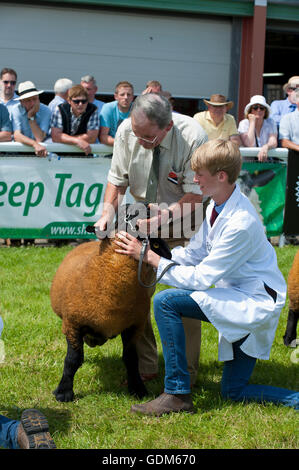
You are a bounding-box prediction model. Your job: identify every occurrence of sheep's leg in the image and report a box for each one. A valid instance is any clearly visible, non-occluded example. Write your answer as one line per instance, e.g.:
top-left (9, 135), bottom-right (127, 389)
top-left (121, 327), bottom-right (147, 398)
top-left (53, 338), bottom-right (84, 402)
top-left (283, 309), bottom-right (299, 347)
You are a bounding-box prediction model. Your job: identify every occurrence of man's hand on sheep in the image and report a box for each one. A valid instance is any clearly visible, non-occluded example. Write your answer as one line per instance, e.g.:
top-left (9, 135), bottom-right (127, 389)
top-left (137, 204), bottom-right (172, 235)
top-left (114, 231), bottom-right (161, 268)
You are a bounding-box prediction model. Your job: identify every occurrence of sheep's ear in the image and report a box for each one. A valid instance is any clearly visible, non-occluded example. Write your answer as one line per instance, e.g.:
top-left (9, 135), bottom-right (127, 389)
top-left (149, 238), bottom-right (172, 259)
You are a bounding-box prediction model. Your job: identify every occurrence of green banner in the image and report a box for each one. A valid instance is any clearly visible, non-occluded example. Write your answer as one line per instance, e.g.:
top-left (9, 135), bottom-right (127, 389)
top-left (238, 162), bottom-right (287, 237)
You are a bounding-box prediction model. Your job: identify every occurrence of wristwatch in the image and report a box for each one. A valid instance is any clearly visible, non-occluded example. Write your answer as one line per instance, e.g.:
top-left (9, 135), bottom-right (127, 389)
top-left (28, 116), bottom-right (35, 121)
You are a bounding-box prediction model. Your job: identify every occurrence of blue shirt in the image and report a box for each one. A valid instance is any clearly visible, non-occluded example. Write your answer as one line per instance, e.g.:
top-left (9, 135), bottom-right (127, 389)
top-left (48, 95), bottom-right (66, 113)
top-left (0, 93), bottom-right (19, 117)
top-left (93, 98), bottom-right (105, 114)
top-left (279, 108), bottom-right (299, 145)
top-left (0, 103), bottom-right (12, 132)
top-left (270, 97), bottom-right (296, 126)
top-left (11, 102), bottom-right (51, 140)
top-left (100, 100), bottom-right (131, 138)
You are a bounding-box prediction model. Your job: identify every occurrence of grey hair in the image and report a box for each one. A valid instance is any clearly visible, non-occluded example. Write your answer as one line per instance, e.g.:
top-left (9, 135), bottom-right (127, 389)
top-left (131, 93), bottom-right (172, 129)
top-left (81, 74), bottom-right (96, 85)
top-left (54, 78), bottom-right (74, 94)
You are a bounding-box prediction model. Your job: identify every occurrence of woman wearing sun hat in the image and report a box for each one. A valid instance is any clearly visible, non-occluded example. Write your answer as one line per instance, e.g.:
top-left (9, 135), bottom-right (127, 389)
top-left (238, 95), bottom-right (277, 162)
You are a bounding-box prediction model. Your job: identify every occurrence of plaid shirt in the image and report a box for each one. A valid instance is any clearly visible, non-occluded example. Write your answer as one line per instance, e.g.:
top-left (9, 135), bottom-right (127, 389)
top-left (50, 105), bottom-right (100, 134)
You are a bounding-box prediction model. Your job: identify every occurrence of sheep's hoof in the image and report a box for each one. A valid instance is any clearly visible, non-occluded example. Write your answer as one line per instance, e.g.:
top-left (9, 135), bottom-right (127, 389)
top-left (53, 388), bottom-right (74, 402)
top-left (128, 382), bottom-right (148, 399)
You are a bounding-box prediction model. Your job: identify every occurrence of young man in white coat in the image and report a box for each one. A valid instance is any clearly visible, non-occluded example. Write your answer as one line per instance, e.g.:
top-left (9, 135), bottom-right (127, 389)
top-left (115, 138), bottom-right (299, 415)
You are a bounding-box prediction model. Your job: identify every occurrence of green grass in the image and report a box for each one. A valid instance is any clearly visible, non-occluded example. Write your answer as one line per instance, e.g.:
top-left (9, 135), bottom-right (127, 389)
top-left (0, 244), bottom-right (298, 449)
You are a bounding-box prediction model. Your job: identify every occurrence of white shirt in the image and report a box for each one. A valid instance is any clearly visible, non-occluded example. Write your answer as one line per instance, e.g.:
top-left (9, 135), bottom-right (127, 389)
top-left (279, 108), bottom-right (299, 145)
top-left (157, 185), bottom-right (286, 361)
top-left (238, 117), bottom-right (277, 147)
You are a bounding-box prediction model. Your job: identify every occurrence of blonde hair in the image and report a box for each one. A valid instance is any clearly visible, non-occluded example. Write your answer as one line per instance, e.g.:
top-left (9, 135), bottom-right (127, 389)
top-left (191, 139), bottom-right (242, 184)
top-left (115, 81), bottom-right (134, 94)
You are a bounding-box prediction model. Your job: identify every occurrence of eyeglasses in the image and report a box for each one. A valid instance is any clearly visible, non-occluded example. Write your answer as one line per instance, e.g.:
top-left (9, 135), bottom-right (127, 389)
top-left (71, 98), bottom-right (88, 104)
top-left (251, 105), bottom-right (266, 111)
top-left (130, 131), bottom-right (158, 144)
top-left (288, 87), bottom-right (299, 91)
top-left (2, 80), bottom-right (16, 85)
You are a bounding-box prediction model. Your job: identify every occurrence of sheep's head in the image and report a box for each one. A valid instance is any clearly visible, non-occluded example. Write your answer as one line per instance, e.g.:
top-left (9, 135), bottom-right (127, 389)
top-left (86, 203), bottom-right (172, 260)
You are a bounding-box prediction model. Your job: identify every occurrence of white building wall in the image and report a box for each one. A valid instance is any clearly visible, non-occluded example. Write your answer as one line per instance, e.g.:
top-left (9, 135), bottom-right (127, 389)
top-left (0, 3), bottom-right (232, 98)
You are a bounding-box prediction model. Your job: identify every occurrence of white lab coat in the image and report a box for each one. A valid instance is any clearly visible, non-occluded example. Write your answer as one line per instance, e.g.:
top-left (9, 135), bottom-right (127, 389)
top-left (157, 184), bottom-right (286, 361)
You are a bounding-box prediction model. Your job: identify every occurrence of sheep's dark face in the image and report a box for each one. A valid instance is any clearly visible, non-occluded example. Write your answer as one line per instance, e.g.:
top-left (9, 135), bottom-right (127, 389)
top-left (149, 238), bottom-right (172, 260)
top-left (116, 203), bottom-right (148, 237)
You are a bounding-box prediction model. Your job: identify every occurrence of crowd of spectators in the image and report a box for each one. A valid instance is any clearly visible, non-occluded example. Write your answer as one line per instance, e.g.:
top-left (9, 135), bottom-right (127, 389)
top-left (1, 68), bottom-right (299, 159)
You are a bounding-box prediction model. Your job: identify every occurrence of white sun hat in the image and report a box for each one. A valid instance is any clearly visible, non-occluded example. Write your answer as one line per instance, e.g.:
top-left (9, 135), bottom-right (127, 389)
top-left (15, 81), bottom-right (44, 100)
top-left (244, 95), bottom-right (271, 116)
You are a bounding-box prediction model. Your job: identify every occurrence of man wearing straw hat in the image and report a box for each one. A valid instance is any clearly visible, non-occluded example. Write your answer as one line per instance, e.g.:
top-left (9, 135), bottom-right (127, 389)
top-left (270, 76), bottom-right (299, 127)
top-left (193, 94), bottom-right (241, 146)
top-left (10, 81), bottom-right (51, 157)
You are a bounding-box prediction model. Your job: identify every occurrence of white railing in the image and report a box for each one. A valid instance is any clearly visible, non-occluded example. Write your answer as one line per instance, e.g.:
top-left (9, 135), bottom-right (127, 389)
top-left (0, 142), bottom-right (112, 155)
top-left (0, 142), bottom-right (289, 160)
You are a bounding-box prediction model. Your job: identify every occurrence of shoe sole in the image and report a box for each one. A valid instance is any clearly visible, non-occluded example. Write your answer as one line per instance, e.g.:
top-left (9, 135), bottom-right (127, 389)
top-left (21, 409), bottom-right (56, 449)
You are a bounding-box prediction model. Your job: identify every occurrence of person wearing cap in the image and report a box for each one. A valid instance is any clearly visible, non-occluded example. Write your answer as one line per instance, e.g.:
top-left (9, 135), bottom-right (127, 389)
top-left (51, 84), bottom-right (100, 155)
top-left (193, 94), bottom-right (241, 146)
top-left (48, 78), bottom-right (74, 113)
top-left (0, 68), bottom-right (18, 114)
top-left (238, 95), bottom-right (277, 162)
top-left (279, 87), bottom-right (299, 152)
top-left (270, 76), bottom-right (299, 127)
top-left (10, 81), bottom-right (51, 157)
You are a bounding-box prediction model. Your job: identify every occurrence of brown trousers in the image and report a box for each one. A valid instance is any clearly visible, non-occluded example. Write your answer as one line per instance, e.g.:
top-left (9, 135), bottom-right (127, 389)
top-left (136, 201), bottom-right (208, 386)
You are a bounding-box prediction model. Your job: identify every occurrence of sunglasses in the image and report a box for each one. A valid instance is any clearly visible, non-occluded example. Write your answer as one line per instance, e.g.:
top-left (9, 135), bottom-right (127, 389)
top-left (71, 98), bottom-right (88, 104)
top-left (251, 105), bottom-right (265, 111)
top-left (2, 80), bottom-right (16, 85)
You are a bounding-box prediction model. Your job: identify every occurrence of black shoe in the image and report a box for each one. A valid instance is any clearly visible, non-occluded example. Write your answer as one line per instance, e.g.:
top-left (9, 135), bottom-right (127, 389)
top-left (17, 409), bottom-right (56, 449)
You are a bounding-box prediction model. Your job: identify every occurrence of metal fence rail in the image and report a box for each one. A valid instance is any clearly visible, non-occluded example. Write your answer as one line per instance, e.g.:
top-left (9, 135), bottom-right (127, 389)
top-left (0, 142), bottom-right (290, 161)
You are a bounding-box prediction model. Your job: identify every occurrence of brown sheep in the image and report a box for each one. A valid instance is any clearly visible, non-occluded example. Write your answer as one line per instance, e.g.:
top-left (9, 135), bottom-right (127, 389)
top-left (283, 249), bottom-right (299, 347)
top-left (51, 205), bottom-right (172, 402)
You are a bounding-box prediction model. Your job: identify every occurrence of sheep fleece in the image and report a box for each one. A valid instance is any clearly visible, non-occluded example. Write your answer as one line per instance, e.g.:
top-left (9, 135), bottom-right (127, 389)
top-left (50, 240), bottom-right (154, 349)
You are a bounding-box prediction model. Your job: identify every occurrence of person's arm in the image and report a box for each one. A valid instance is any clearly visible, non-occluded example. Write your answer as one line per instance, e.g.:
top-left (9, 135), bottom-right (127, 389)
top-left (239, 115), bottom-right (257, 147)
top-left (99, 126), bottom-right (114, 146)
top-left (137, 192), bottom-right (203, 235)
top-left (257, 133), bottom-right (277, 162)
top-left (27, 101), bottom-right (47, 142)
top-left (14, 129), bottom-right (47, 157)
top-left (281, 138), bottom-right (299, 152)
top-left (0, 131), bottom-right (11, 142)
top-left (229, 134), bottom-right (242, 147)
top-left (51, 127), bottom-right (95, 155)
top-left (94, 182), bottom-right (127, 234)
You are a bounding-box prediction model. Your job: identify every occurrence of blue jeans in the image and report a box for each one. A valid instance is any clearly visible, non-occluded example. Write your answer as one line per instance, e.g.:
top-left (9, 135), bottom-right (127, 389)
top-left (0, 414), bottom-right (20, 449)
top-left (154, 288), bottom-right (299, 410)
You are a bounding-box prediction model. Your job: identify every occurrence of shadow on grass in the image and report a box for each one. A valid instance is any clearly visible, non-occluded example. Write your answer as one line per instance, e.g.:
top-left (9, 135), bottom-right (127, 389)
top-left (56, 344), bottom-right (298, 413)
